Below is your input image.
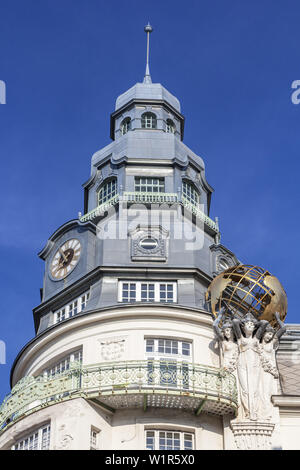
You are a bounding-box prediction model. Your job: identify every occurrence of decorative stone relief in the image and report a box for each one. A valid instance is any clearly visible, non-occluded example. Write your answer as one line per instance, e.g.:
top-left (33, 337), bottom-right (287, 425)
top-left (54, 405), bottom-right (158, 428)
top-left (61, 400), bottom-right (83, 418)
top-left (231, 421), bottom-right (275, 450)
top-left (209, 244), bottom-right (239, 276)
top-left (99, 337), bottom-right (127, 361)
top-left (56, 425), bottom-right (74, 450)
top-left (129, 225), bottom-right (169, 261)
top-left (96, 169), bottom-right (103, 182)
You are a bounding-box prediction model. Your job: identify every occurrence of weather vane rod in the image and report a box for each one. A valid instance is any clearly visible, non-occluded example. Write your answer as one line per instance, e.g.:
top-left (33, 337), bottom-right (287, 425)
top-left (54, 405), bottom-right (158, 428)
top-left (143, 23), bottom-right (153, 84)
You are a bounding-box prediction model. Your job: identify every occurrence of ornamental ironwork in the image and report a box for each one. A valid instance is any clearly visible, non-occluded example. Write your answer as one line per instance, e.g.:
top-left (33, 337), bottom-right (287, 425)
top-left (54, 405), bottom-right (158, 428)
top-left (0, 360), bottom-right (237, 432)
top-left (79, 192), bottom-right (219, 234)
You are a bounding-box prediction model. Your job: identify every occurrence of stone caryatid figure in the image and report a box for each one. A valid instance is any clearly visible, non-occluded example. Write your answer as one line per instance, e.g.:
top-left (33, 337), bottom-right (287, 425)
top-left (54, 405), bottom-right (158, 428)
top-left (232, 314), bottom-right (269, 421)
top-left (213, 308), bottom-right (238, 373)
top-left (258, 312), bottom-right (286, 420)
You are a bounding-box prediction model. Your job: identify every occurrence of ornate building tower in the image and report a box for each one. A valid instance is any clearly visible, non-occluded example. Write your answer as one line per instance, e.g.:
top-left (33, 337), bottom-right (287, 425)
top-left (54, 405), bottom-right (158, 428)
top-left (0, 27), bottom-right (299, 451)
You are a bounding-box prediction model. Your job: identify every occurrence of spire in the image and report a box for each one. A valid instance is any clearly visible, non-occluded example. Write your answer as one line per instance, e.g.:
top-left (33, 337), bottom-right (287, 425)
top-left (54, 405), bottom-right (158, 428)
top-left (143, 23), bottom-right (153, 84)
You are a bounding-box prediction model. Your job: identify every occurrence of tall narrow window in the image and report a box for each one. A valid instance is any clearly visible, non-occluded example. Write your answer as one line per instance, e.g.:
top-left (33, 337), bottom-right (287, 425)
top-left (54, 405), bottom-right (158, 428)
top-left (120, 117), bottom-right (131, 135)
top-left (182, 181), bottom-right (199, 206)
top-left (98, 179), bottom-right (117, 206)
top-left (141, 283), bottom-right (155, 302)
top-left (166, 119), bottom-right (175, 134)
top-left (90, 428), bottom-right (100, 450)
top-left (134, 177), bottom-right (165, 193)
top-left (141, 112), bottom-right (157, 129)
top-left (145, 338), bottom-right (191, 389)
top-left (12, 424), bottom-right (51, 450)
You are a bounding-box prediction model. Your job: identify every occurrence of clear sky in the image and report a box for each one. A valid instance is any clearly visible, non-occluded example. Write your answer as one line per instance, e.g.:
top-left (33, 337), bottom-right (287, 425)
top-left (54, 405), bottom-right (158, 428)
top-left (0, 0), bottom-right (300, 400)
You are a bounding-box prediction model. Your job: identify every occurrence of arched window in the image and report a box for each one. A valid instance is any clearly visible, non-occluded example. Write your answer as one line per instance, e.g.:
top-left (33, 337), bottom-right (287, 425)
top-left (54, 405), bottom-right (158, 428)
top-left (166, 119), bottom-right (175, 134)
top-left (120, 117), bottom-right (131, 135)
top-left (141, 112), bottom-right (157, 129)
top-left (98, 179), bottom-right (117, 206)
top-left (182, 181), bottom-right (200, 206)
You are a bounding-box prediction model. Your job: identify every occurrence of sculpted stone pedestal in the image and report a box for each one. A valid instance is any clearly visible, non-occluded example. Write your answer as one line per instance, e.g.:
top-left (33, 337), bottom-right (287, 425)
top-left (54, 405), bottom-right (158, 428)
top-left (230, 420), bottom-right (275, 450)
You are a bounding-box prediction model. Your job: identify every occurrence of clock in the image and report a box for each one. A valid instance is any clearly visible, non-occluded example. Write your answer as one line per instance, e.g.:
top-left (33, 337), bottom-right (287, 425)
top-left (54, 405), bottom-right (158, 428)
top-left (50, 239), bottom-right (81, 280)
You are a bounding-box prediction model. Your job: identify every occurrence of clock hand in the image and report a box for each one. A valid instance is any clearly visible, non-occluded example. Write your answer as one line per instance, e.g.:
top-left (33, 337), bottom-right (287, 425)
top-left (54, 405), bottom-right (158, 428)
top-left (58, 247), bottom-right (68, 264)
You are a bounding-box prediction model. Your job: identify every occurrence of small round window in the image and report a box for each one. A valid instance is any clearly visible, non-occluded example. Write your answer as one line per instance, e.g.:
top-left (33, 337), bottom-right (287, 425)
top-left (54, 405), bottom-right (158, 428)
top-left (218, 259), bottom-right (229, 271)
top-left (139, 237), bottom-right (158, 250)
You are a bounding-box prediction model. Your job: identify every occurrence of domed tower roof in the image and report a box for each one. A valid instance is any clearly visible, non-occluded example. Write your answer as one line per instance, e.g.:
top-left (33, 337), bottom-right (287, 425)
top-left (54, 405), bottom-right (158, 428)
top-left (115, 81), bottom-right (181, 113)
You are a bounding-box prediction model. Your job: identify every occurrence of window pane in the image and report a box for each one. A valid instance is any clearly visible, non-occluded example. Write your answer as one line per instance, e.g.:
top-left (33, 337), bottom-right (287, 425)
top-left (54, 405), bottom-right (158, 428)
top-left (182, 181), bottom-right (199, 206)
top-left (166, 119), bottom-right (175, 134)
top-left (120, 118), bottom-right (131, 135)
top-left (98, 179), bottom-right (117, 205)
top-left (146, 339), bottom-right (154, 352)
top-left (146, 431), bottom-right (155, 450)
top-left (182, 342), bottom-right (190, 356)
top-left (141, 112), bottom-right (157, 129)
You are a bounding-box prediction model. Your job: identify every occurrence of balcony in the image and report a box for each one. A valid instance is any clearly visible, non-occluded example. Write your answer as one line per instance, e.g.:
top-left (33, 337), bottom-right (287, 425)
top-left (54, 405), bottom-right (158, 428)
top-left (0, 361), bottom-right (237, 432)
top-left (79, 192), bottom-right (219, 234)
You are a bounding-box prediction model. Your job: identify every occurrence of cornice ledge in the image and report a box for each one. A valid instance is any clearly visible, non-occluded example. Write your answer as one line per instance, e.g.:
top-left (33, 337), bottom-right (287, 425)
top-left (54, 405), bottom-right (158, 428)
top-left (111, 154), bottom-right (128, 165)
top-left (272, 395), bottom-right (300, 408)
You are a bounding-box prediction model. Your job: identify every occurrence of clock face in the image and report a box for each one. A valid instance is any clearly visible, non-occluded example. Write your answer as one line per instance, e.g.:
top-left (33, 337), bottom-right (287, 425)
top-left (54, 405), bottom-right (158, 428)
top-left (50, 239), bottom-right (81, 280)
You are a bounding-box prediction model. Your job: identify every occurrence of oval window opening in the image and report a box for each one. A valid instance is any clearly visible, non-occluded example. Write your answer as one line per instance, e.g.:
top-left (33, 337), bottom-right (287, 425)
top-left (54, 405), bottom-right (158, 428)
top-left (139, 237), bottom-right (158, 250)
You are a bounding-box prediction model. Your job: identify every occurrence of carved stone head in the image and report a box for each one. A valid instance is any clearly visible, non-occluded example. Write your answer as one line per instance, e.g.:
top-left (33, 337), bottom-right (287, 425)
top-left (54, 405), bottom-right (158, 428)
top-left (241, 313), bottom-right (258, 335)
top-left (222, 321), bottom-right (234, 340)
top-left (263, 325), bottom-right (275, 343)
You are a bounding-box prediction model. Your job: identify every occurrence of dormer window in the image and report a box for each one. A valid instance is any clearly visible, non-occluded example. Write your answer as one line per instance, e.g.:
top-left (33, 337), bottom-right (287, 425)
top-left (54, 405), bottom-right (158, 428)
top-left (182, 181), bottom-right (199, 206)
top-left (98, 179), bottom-right (117, 206)
top-left (166, 119), bottom-right (175, 134)
top-left (120, 117), bottom-right (131, 135)
top-left (141, 112), bottom-right (157, 129)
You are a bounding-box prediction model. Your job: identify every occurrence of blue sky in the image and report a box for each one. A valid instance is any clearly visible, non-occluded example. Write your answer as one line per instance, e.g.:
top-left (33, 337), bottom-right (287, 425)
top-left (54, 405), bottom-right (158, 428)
top-left (0, 0), bottom-right (300, 400)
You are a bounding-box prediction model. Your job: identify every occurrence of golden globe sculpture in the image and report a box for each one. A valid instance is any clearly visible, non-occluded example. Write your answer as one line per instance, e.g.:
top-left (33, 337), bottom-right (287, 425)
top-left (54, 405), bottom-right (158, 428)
top-left (206, 264), bottom-right (287, 327)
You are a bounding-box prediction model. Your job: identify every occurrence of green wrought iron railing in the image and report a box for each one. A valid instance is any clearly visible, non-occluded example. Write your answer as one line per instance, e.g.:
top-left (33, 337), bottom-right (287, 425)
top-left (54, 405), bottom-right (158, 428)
top-left (79, 194), bottom-right (119, 222)
top-left (123, 191), bottom-right (178, 204)
top-left (79, 192), bottom-right (219, 233)
top-left (0, 360), bottom-right (237, 432)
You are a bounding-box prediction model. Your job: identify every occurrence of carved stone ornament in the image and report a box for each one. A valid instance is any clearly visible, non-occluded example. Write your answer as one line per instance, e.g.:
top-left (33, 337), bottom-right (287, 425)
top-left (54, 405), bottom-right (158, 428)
top-left (129, 225), bottom-right (169, 261)
top-left (96, 169), bottom-right (103, 182)
top-left (99, 337), bottom-right (126, 361)
top-left (61, 400), bottom-right (83, 418)
top-left (57, 425), bottom-right (74, 450)
top-left (231, 421), bottom-right (275, 450)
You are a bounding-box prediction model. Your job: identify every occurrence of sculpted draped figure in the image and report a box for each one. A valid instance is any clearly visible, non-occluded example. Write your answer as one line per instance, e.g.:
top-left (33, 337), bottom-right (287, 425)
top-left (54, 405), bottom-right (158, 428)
top-left (231, 314), bottom-right (270, 421)
top-left (258, 312), bottom-right (286, 420)
top-left (213, 307), bottom-right (286, 423)
top-left (213, 308), bottom-right (238, 373)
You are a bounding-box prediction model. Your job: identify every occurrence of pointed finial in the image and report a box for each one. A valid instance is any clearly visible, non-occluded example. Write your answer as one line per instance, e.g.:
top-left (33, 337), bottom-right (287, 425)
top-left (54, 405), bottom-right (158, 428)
top-left (143, 23), bottom-right (153, 84)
